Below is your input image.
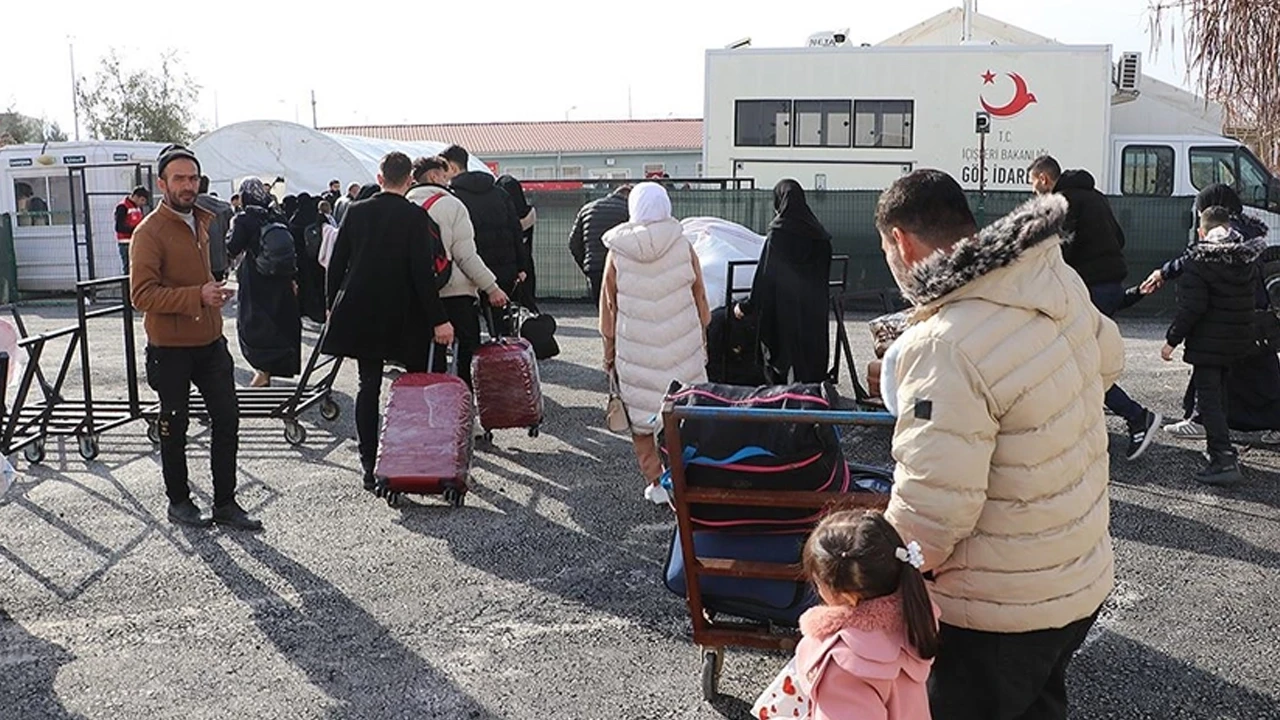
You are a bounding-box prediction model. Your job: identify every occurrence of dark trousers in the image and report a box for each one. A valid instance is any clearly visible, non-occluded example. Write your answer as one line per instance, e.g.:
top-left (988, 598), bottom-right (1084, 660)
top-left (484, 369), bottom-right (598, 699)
top-left (434, 295), bottom-right (483, 389)
top-left (1087, 283), bottom-right (1145, 424)
top-left (119, 243), bottom-right (130, 275)
top-left (587, 271), bottom-right (604, 310)
top-left (356, 355), bottom-right (427, 477)
top-left (1193, 364), bottom-right (1232, 455)
top-left (929, 611), bottom-right (1099, 720)
top-left (145, 339), bottom-right (239, 507)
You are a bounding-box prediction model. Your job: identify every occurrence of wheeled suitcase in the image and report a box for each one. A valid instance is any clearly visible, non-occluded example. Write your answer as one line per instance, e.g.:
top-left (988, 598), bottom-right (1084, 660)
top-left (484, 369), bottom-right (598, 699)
top-left (473, 305), bottom-right (544, 442)
top-left (373, 347), bottom-right (473, 508)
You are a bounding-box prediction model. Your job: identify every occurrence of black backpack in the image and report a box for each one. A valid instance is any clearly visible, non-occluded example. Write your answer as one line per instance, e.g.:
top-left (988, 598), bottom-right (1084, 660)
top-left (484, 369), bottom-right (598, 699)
top-left (420, 193), bottom-right (453, 290)
top-left (255, 222), bottom-right (297, 277)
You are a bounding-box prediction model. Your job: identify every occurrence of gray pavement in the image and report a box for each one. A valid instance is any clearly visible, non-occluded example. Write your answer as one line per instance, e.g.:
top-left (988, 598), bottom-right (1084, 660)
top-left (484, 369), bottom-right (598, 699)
top-left (0, 303), bottom-right (1277, 719)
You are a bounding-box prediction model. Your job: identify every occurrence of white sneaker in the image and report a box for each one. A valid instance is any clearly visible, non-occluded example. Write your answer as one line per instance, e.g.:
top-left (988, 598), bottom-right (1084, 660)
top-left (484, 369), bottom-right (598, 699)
top-left (472, 415), bottom-right (486, 440)
top-left (643, 483), bottom-right (670, 505)
top-left (1164, 419), bottom-right (1206, 440)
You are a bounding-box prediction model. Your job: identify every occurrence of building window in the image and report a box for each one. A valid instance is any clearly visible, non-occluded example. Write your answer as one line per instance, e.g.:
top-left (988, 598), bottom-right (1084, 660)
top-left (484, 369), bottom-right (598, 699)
top-left (1120, 146), bottom-right (1174, 197)
top-left (503, 167), bottom-right (527, 180)
top-left (589, 169), bottom-right (630, 180)
top-left (794, 100), bottom-right (852, 148)
top-left (12, 174), bottom-right (82, 227)
top-left (854, 100), bottom-right (914, 148)
top-left (532, 166), bottom-right (556, 180)
top-left (735, 99), bottom-right (792, 147)
top-left (560, 165), bottom-right (584, 178)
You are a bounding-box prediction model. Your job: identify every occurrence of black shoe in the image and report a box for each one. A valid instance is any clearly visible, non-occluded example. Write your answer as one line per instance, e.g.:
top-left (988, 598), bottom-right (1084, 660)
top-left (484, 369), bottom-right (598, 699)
top-left (1195, 452), bottom-right (1245, 487)
top-left (363, 473), bottom-right (377, 493)
top-left (167, 500), bottom-right (211, 528)
top-left (212, 501), bottom-right (263, 531)
top-left (1126, 411), bottom-right (1162, 461)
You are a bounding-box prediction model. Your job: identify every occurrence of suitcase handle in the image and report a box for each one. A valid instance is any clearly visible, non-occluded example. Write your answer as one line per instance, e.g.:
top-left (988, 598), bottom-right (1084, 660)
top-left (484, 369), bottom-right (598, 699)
top-left (427, 340), bottom-right (460, 376)
top-left (481, 299), bottom-right (521, 342)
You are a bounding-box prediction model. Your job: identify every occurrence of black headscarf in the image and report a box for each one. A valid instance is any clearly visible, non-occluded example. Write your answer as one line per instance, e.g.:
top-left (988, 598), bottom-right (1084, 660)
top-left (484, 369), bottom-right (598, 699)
top-left (282, 194), bottom-right (298, 218)
top-left (1196, 183), bottom-right (1244, 215)
top-left (496, 175), bottom-right (531, 219)
top-left (355, 183), bottom-right (380, 201)
top-left (767, 179), bottom-right (832, 263)
top-left (291, 193), bottom-right (319, 228)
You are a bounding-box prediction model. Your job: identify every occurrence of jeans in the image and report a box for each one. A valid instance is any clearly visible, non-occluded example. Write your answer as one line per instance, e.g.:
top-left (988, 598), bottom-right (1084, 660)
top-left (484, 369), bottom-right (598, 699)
top-left (1193, 364), bottom-right (1232, 455)
top-left (119, 243), bottom-right (130, 276)
top-left (1088, 283), bottom-right (1145, 425)
top-left (145, 339), bottom-right (239, 507)
top-left (356, 355), bottom-right (427, 477)
top-left (929, 611), bottom-right (1099, 720)
top-left (434, 295), bottom-right (482, 389)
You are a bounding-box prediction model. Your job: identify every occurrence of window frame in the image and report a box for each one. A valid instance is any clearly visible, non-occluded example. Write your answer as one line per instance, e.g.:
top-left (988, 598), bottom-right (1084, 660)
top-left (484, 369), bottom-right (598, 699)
top-left (793, 99), bottom-right (853, 148)
top-left (531, 166), bottom-right (556, 180)
top-left (1119, 144), bottom-right (1175, 197)
top-left (559, 164), bottom-right (584, 179)
top-left (853, 99), bottom-right (914, 149)
top-left (734, 99), bottom-right (793, 148)
top-left (11, 173), bottom-right (83, 227)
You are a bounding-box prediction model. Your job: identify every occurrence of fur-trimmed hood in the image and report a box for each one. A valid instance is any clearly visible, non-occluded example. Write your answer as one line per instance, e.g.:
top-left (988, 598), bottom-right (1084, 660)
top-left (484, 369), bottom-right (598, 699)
top-left (900, 194), bottom-right (1068, 308)
top-left (1188, 226), bottom-right (1267, 265)
top-left (799, 593), bottom-right (904, 640)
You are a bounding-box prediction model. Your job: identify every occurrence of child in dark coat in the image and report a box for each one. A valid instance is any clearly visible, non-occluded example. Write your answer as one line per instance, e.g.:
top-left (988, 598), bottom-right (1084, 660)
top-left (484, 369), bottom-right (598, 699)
top-left (1162, 206), bottom-right (1268, 486)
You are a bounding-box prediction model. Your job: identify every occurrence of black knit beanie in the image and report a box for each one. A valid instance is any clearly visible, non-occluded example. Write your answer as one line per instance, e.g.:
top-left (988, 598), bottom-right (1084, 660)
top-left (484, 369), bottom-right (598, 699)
top-left (157, 144), bottom-right (201, 177)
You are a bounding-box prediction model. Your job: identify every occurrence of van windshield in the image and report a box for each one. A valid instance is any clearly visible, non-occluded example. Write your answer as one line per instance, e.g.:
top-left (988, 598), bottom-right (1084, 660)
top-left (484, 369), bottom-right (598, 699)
top-left (1190, 145), bottom-right (1279, 213)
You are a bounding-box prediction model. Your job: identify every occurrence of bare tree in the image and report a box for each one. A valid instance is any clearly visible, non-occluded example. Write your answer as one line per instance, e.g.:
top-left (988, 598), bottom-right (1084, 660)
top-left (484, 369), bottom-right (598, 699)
top-left (77, 49), bottom-right (200, 144)
top-left (1150, 1), bottom-right (1280, 169)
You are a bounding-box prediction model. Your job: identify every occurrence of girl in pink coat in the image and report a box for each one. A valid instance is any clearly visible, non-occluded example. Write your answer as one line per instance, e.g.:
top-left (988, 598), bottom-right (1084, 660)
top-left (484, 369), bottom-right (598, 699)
top-left (754, 510), bottom-right (938, 720)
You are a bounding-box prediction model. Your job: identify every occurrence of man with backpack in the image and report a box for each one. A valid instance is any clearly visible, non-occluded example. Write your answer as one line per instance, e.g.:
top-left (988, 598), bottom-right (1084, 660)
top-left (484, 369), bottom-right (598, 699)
top-left (407, 156), bottom-right (509, 392)
top-left (323, 152), bottom-right (454, 493)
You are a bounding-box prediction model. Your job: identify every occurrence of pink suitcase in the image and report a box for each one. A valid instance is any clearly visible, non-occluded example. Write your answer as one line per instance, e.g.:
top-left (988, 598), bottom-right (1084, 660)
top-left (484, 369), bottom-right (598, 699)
top-left (472, 336), bottom-right (544, 442)
top-left (373, 368), bottom-right (473, 508)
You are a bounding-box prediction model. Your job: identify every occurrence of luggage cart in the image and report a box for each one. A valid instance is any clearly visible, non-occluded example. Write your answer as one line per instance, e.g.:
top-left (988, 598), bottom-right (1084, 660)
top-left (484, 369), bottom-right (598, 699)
top-left (0, 277), bottom-right (143, 462)
top-left (660, 402), bottom-right (896, 701)
top-left (140, 329), bottom-right (345, 448)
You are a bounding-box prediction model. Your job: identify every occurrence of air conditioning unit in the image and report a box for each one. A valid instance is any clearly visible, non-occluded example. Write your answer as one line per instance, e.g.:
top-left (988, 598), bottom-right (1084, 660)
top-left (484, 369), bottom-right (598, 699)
top-left (1116, 52), bottom-right (1142, 93)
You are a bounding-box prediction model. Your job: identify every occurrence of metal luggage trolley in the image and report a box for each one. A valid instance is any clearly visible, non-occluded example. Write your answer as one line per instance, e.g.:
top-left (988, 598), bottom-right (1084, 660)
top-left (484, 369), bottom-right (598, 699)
top-left (659, 403), bottom-right (896, 701)
top-left (140, 328), bottom-right (345, 448)
top-left (0, 277), bottom-right (144, 462)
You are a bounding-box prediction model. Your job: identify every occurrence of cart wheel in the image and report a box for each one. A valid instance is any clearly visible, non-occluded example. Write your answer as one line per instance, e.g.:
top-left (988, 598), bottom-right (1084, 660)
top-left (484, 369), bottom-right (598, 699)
top-left (443, 487), bottom-right (465, 508)
top-left (527, 425), bottom-right (540, 439)
top-left (22, 440), bottom-right (45, 465)
top-left (146, 420), bottom-right (160, 445)
top-left (284, 420), bottom-right (306, 446)
top-left (483, 430), bottom-right (494, 444)
top-left (700, 648), bottom-right (723, 702)
top-left (77, 434), bottom-right (100, 461)
top-left (386, 492), bottom-right (405, 508)
top-left (319, 397), bottom-right (341, 422)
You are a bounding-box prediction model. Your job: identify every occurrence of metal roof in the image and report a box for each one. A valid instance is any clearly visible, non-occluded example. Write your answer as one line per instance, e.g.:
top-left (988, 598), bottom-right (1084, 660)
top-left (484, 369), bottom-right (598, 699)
top-left (318, 119), bottom-right (704, 156)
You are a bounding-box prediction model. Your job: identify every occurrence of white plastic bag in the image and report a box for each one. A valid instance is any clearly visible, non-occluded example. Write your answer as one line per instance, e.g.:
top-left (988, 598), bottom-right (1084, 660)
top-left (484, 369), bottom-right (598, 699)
top-left (683, 217), bottom-right (765, 311)
top-left (751, 657), bottom-right (812, 719)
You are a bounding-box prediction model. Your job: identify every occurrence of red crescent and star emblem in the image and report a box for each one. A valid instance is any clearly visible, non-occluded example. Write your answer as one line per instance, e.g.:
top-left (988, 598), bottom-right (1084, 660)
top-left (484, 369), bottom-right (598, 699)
top-left (980, 70), bottom-right (1037, 118)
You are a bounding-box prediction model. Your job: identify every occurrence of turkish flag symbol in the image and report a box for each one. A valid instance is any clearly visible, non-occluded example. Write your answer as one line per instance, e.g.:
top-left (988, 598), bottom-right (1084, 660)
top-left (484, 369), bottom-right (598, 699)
top-left (980, 72), bottom-right (1037, 118)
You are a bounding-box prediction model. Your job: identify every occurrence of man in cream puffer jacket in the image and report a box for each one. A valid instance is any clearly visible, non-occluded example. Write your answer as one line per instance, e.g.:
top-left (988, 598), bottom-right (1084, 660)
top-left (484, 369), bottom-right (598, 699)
top-left (875, 170), bottom-right (1125, 720)
top-left (407, 156), bottom-right (508, 390)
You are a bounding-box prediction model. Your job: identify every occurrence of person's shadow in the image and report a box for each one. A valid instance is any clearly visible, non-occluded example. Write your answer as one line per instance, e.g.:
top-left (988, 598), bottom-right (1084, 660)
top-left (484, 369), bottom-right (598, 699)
top-left (190, 532), bottom-right (491, 719)
top-left (0, 608), bottom-right (86, 719)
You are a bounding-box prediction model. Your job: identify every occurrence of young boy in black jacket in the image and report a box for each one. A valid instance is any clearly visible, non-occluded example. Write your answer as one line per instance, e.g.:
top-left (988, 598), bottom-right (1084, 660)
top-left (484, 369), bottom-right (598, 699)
top-left (1162, 206), bottom-right (1268, 486)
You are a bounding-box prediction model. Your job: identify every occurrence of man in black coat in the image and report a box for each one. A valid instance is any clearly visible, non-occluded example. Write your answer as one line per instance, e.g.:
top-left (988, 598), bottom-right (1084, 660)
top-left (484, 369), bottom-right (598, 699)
top-left (441, 145), bottom-right (531, 332)
top-left (569, 186), bottom-right (631, 306)
top-left (1030, 154), bottom-right (1161, 461)
top-left (1162, 206), bottom-right (1266, 486)
top-left (323, 152), bottom-right (454, 492)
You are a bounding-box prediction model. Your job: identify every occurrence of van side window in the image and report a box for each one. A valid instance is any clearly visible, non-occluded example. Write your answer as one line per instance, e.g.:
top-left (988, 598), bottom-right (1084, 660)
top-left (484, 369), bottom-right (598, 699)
top-left (1120, 145), bottom-right (1174, 196)
top-left (1189, 146), bottom-right (1237, 190)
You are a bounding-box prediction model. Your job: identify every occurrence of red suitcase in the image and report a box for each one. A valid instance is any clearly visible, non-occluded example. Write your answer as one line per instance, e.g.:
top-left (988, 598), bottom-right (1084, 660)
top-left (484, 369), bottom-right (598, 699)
top-left (373, 365), bottom-right (473, 508)
top-left (472, 335), bottom-right (544, 442)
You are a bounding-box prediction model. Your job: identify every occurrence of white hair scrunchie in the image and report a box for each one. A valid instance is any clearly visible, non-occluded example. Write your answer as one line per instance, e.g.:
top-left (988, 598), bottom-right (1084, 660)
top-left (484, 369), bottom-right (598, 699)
top-left (895, 540), bottom-right (924, 569)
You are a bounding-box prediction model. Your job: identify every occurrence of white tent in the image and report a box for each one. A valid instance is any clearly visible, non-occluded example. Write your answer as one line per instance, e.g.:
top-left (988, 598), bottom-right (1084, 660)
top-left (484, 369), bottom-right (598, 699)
top-left (190, 120), bottom-right (493, 198)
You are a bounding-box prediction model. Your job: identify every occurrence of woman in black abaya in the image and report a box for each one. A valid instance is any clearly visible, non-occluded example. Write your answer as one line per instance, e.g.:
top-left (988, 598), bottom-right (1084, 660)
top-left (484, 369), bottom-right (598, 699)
top-left (289, 193), bottom-right (328, 325)
top-left (227, 178), bottom-right (301, 386)
top-left (735, 179), bottom-right (833, 384)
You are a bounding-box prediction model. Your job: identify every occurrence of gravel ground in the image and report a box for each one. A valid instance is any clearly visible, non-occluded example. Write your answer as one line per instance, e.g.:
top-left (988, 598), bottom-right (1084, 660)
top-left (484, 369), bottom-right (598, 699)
top-left (0, 302), bottom-right (1277, 719)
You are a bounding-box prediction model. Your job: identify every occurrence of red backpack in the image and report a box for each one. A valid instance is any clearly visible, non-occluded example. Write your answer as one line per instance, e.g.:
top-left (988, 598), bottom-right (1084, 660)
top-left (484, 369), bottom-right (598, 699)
top-left (420, 193), bottom-right (453, 290)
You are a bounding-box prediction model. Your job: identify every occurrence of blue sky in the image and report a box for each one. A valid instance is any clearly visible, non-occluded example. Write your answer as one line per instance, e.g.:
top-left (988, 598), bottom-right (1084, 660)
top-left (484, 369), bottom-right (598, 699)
top-left (3, 0), bottom-right (1192, 135)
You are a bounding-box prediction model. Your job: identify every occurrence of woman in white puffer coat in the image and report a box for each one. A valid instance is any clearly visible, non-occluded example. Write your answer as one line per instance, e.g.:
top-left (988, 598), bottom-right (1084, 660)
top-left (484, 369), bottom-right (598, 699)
top-left (600, 183), bottom-right (711, 503)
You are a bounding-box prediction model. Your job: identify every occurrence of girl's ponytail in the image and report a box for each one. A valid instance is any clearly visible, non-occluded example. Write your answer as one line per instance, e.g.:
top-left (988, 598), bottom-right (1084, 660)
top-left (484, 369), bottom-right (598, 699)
top-left (898, 560), bottom-right (939, 659)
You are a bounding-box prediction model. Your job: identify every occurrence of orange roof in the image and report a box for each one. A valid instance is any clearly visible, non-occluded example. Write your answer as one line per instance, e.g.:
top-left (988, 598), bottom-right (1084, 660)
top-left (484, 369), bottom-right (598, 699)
top-left (320, 119), bottom-right (703, 156)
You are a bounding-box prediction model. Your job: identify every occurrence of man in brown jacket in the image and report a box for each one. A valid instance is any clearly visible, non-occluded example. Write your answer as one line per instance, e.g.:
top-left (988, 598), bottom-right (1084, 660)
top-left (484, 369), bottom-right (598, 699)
top-left (131, 144), bottom-right (260, 531)
top-left (875, 170), bottom-right (1124, 719)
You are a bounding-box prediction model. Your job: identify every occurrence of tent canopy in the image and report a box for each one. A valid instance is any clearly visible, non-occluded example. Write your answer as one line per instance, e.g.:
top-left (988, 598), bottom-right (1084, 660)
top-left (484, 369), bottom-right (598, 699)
top-left (190, 120), bottom-right (492, 198)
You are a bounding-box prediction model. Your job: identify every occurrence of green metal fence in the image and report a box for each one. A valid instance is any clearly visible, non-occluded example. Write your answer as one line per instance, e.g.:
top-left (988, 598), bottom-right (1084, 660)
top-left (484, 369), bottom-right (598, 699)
top-left (0, 213), bottom-right (18, 305)
top-left (526, 189), bottom-right (1195, 313)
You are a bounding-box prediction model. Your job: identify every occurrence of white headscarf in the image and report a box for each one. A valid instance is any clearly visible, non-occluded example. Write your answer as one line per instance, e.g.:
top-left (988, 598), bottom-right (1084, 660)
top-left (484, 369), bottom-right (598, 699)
top-left (628, 182), bottom-right (672, 224)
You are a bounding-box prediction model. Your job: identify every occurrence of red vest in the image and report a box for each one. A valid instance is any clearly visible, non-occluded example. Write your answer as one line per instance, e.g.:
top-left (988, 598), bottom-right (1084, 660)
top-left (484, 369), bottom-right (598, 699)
top-left (117, 198), bottom-right (145, 241)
